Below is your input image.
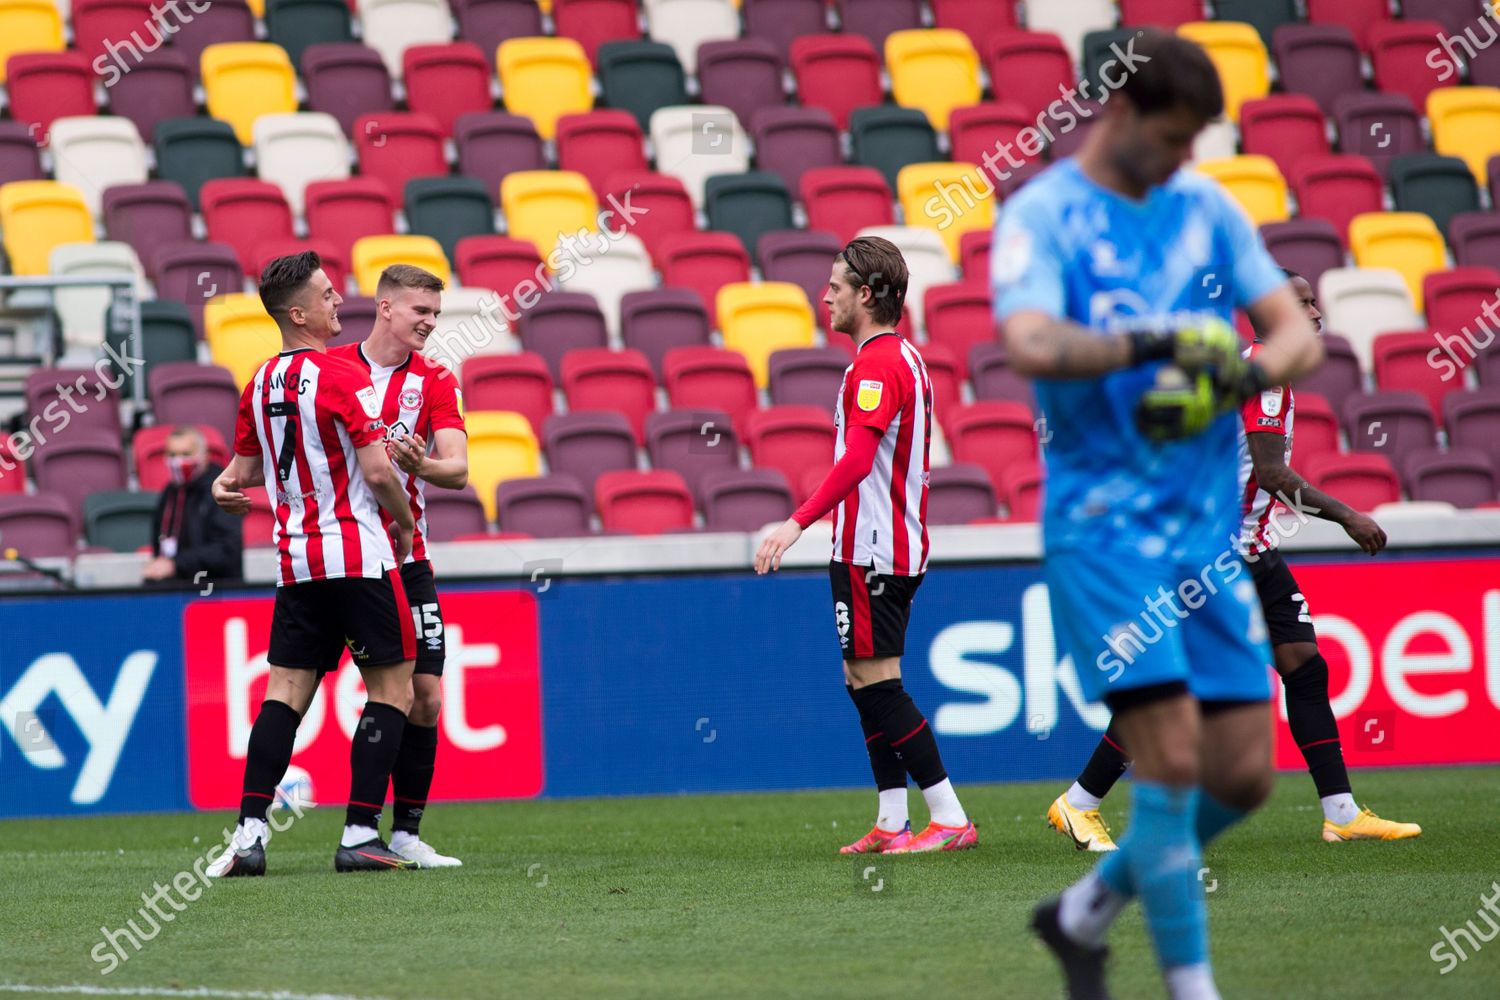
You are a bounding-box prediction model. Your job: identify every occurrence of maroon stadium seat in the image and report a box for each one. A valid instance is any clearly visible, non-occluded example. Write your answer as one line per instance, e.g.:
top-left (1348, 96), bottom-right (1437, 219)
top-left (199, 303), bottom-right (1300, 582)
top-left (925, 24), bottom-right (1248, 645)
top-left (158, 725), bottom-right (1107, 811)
top-left (172, 0), bottom-right (255, 79)
top-left (1342, 390), bottom-right (1439, 471)
top-left (1403, 0), bottom-right (1487, 39)
top-left (701, 467), bottom-right (795, 531)
top-left (1404, 446), bottom-right (1497, 507)
top-left (767, 347), bottom-right (849, 414)
top-left (561, 348), bottom-right (658, 442)
top-left (923, 282), bottom-right (995, 379)
top-left (403, 43), bottom-right (494, 138)
top-left (799, 167), bottom-right (894, 246)
top-left (1444, 389), bottom-right (1500, 467)
top-left (456, 0), bottom-right (544, 61)
top-left (517, 292), bottom-right (609, 380)
top-left (151, 241), bottom-right (246, 336)
top-left (26, 368), bottom-right (122, 444)
top-left (1424, 267), bottom-right (1500, 343)
top-left (759, 229), bottom-right (842, 331)
top-left (0, 121), bottom-right (44, 184)
top-left (1290, 156), bottom-right (1384, 247)
top-left (149, 363), bottom-right (241, 443)
top-left (947, 401), bottom-right (1039, 493)
top-left (556, 111), bottom-right (646, 196)
top-left (455, 112), bottom-right (546, 196)
top-left (595, 469), bottom-right (696, 534)
top-left (744, 405), bottom-right (836, 503)
top-left (103, 182), bottom-right (193, 277)
top-left (645, 408), bottom-right (741, 503)
top-left (602, 171), bottom-right (697, 264)
top-left (326, 295), bottom-right (376, 347)
top-left (620, 289), bottom-right (712, 377)
top-left (657, 233), bottom-right (752, 328)
top-left (304, 178), bottom-right (397, 262)
top-left (1448, 215), bottom-right (1500, 272)
top-left (421, 484), bottom-right (490, 541)
top-left (789, 34), bottom-right (883, 131)
top-left (751, 107), bottom-right (841, 197)
top-left (834, 0), bottom-right (922, 50)
top-left (302, 43), bottom-right (394, 138)
top-left (1305, 452), bottom-right (1402, 510)
top-left (745, 0), bottom-right (829, 61)
top-left (1239, 95), bottom-right (1331, 181)
top-left (663, 346), bottom-right (760, 436)
top-left (1333, 93), bottom-right (1425, 180)
top-left (697, 39), bottom-right (785, 132)
top-left (7, 53), bottom-right (97, 140)
top-left (1273, 24), bottom-right (1364, 116)
top-left (969, 342), bottom-right (1036, 410)
top-left (544, 411), bottom-right (638, 495)
top-left (0, 494), bottom-right (77, 558)
top-left (461, 353), bottom-right (554, 437)
top-left (496, 474), bottom-right (593, 536)
top-left (1259, 219), bottom-right (1345, 289)
top-left (354, 112), bottom-right (448, 202)
top-left (1369, 20), bottom-right (1448, 111)
top-left (983, 29), bottom-right (1076, 121)
top-left (1307, 0), bottom-right (1392, 53)
top-left (1297, 333), bottom-right (1364, 418)
top-left (1289, 391), bottom-right (1342, 466)
top-left (132, 425), bottom-right (230, 492)
top-left (34, 431), bottom-right (128, 524)
top-left (106, 48), bottom-right (195, 142)
top-left (553, 0), bottom-right (641, 67)
top-left (927, 463), bottom-right (998, 526)
top-left (201, 179), bottom-right (297, 275)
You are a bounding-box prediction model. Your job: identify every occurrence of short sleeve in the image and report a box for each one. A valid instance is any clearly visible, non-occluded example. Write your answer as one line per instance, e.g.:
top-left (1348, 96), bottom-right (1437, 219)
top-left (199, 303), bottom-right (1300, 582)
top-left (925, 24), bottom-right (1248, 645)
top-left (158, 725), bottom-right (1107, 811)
top-left (233, 377), bottom-right (262, 457)
top-left (843, 352), bottom-right (905, 433)
top-left (323, 361), bottom-right (386, 448)
top-left (1243, 384), bottom-right (1290, 437)
top-left (1215, 186), bottom-right (1287, 310)
top-left (991, 195), bottom-right (1067, 321)
top-left (427, 365), bottom-right (466, 434)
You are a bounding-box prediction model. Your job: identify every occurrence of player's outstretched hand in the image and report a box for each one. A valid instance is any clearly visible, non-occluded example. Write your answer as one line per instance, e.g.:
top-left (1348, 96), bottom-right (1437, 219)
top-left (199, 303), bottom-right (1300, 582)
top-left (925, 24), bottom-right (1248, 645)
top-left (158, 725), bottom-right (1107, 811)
top-left (755, 518), bottom-right (803, 575)
top-left (1343, 512), bottom-right (1387, 555)
top-left (389, 433), bottom-right (426, 476)
top-left (392, 522), bottom-right (414, 564)
top-left (212, 474), bottom-right (252, 515)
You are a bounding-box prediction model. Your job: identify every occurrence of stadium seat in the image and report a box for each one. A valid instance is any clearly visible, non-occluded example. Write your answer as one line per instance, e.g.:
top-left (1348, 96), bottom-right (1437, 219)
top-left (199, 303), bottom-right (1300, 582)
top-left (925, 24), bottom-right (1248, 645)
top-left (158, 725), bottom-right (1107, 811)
top-left (498, 37), bottom-right (594, 140)
top-left (983, 29), bottom-right (1076, 121)
top-left (0, 121), bottom-right (43, 184)
top-left (1374, 330), bottom-right (1460, 420)
top-left (355, 113), bottom-right (447, 205)
top-left (959, 229), bottom-right (990, 284)
top-left (948, 102), bottom-right (1030, 179)
top-left (1426, 268), bottom-right (1500, 343)
top-left (82, 490), bottom-right (159, 553)
top-left (496, 474), bottom-right (592, 536)
top-left (462, 353), bottom-right (554, 437)
top-left (766, 346), bottom-right (848, 413)
top-left (203, 293), bottom-right (281, 388)
top-left (561, 348), bottom-right (658, 442)
top-left (897, 163), bottom-right (995, 263)
top-left (717, 281), bottom-right (815, 387)
top-left (1445, 389), bottom-right (1500, 465)
top-left (0, 181), bottom-right (93, 276)
top-left (425, 285), bottom-right (514, 364)
top-left (6, 53), bottom-right (95, 141)
top-left (1319, 268), bottom-right (1423, 372)
top-left (555, 233), bottom-right (655, 337)
top-left (789, 34), bottom-right (883, 132)
top-left (1238, 96), bottom-right (1330, 181)
top-left (25, 368), bottom-right (121, 441)
top-left (132, 425), bottom-right (231, 493)
top-left (1450, 214), bottom-right (1500, 272)
top-left (1298, 333), bottom-right (1364, 419)
top-left (34, 431), bottom-right (127, 524)
top-left (595, 469), bottom-right (695, 534)
top-left (422, 484), bottom-right (491, 541)
top-left (266, 0), bottom-right (353, 66)
top-left (1408, 0), bottom-right (1497, 40)
top-left (173, 0), bottom-right (256, 78)
top-left (251, 113), bottom-right (351, 219)
top-left (919, 341), bottom-right (962, 431)
top-left (153, 117), bottom-right (246, 210)
top-left (750, 108), bottom-right (841, 197)
top-left (241, 485), bottom-right (275, 548)
top-left (1334, 92), bottom-right (1426, 180)
top-left (658, 231), bottom-right (752, 327)
top-left (0, 440), bottom-right (27, 493)
top-left (105, 300), bottom-right (198, 397)
top-left (544, 410), bottom-right (638, 494)
top-left (1260, 219), bottom-right (1346, 289)
top-left (105, 49), bottom-right (195, 143)
top-left (557, 111), bottom-right (647, 196)
top-left (0, 0), bottom-right (63, 82)
top-left (835, 0), bottom-right (922, 50)
top-left (201, 179), bottom-right (296, 275)
top-left (71, 0), bottom-right (155, 67)
top-left (351, 234), bottom-right (451, 295)
top-left (855, 225), bottom-right (955, 334)
top-left (360, 0), bottom-right (454, 77)
top-left (1348, 213), bottom-right (1447, 312)
top-left (663, 346), bottom-right (759, 435)
top-left (645, 408), bottom-right (741, 502)
top-left (517, 291), bottom-right (609, 379)
top-left (1304, 452), bottom-right (1401, 511)
top-left (884, 28), bottom-right (980, 132)
top-left (466, 411), bottom-right (542, 519)
top-left (601, 171), bottom-right (696, 264)
top-left (201, 42), bottom-right (299, 145)
top-left (1287, 391), bottom-right (1341, 465)
top-left (0, 494), bottom-right (76, 559)
top-left (1117, 0), bottom-right (1199, 30)
top-left (1272, 24), bottom-right (1363, 115)
top-left (1343, 390), bottom-right (1439, 470)
top-left (405, 176), bottom-right (495, 263)
top-left (555, 0), bottom-right (642, 68)
top-left (927, 463), bottom-right (998, 526)
top-left (743, 0), bottom-right (827, 61)
top-left (301, 43), bottom-right (394, 138)
top-left (923, 282), bottom-right (995, 379)
top-left (598, 40), bottom-right (689, 131)
top-left (650, 105), bottom-right (750, 210)
top-left (501, 170), bottom-right (598, 260)
top-left (705, 173), bottom-right (795, 260)
top-left (699, 468), bottom-right (795, 532)
top-left (1176, 21), bottom-right (1269, 123)
top-left (455, 235), bottom-right (544, 305)
top-left (456, 113), bottom-right (547, 197)
top-left (697, 39), bottom-right (785, 131)
top-left (149, 362), bottom-right (241, 443)
top-left (1428, 87), bottom-right (1500, 186)
top-left (46, 117), bottom-right (147, 219)
top-left (1001, 460), bottom-right (1043, 521)
top-left (256, 238), bottom-right (349, 294)
top-left (1369, 20), bottom-right (1448, 111)
top-left (1025, 0), bottom-right (1116, 60)
top-left (760, 228), bottom-right (842, 329)
top-left (152, 241), bottom-right (246, 336)
top-left (457, 0), bottom-right (543, 59)
top-left (329, 294), bottom-right (378, 346)
top-left (50, 242), bottom-right (145, 356)
top-left (744, 405), bottom-right (835, 502)
top-left (1390, 153), bottom-right (1481, 240)
top-left (1196, 156), bottom-right (1289, 227)
top-left (621, 289), bottom-right (713, 376)
top-left (850, 106), bottom-right (943, 195)
top-left (799, 167), bottom-right (894, 247)
top-left (403, 43), bottom-right (493, 138)
top-left (969, 343), bottom-right (1035, 409)
top-left (646, 0), bottom-right (739, 74)
top-left (305, 178), bottom-right (396, 262)
top-left (1404, 447), bottom-right (1497, 507)
top-left (1306, 0), bottom-right (1391, 53)
top-left (1288, 156), bottom-right (1383, 249)
top-left (946, 401), bottom-right (1038, 494)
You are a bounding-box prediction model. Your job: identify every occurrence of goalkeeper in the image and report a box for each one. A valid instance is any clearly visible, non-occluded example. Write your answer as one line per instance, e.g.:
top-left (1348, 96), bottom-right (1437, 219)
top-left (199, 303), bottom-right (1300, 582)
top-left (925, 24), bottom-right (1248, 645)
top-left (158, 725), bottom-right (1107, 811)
top-left (989, 29), bottom-right (1322, 1000)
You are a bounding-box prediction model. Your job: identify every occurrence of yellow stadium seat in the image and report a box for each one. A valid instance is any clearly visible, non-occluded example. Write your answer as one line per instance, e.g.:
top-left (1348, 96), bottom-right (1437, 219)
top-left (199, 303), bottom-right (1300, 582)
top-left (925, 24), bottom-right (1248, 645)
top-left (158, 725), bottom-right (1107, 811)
top-left (885, 29), bottom-right (981, 132)
top-left (0, 181), bottom-right (94, 276)
top-left (0, 0), bottom-right (63, 82)
top-left (1176, 21), bottom-right (1269, 122)
top-left (896, 162), bottom-right (995, 263)
top-left (201, 43), bottom-right (298, 144)
top-left (1427, 86), bottom-right (1500, 186)
top-left (245, 0), bottom-right (263, 14)
top-left (497, 37), bottom-right (594, 140)
top-left (351, 235), bottom-right (452, 295)
top-left (1348, 212), bottom-right (1448, 312)
top-left (501, 170), bottom-right (599, 261)
top-left (204, 293), bottom-right (283, 389)
top-left (716, 282), bottom-right (816, 387)
top-left (1196, 155), bottom-right (1289, 226)
top-left (465, 411), bottom-right (541, 519)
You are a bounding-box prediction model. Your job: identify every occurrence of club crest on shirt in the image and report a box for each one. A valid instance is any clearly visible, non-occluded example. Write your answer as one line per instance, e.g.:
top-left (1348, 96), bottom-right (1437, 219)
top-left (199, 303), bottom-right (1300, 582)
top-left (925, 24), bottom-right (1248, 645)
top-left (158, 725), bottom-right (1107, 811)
top-left (857, 379), bottom-right (883, 411)
top-left (400, 388), bottom-right (424, 411)
top-left (356, 385), bottom-right (382, 418)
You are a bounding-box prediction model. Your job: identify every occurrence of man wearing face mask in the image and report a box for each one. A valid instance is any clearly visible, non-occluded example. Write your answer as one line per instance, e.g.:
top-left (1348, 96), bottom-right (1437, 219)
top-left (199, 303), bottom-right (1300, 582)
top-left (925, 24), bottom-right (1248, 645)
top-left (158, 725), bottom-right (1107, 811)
top-left (143, 426), bottom-right (244, 584)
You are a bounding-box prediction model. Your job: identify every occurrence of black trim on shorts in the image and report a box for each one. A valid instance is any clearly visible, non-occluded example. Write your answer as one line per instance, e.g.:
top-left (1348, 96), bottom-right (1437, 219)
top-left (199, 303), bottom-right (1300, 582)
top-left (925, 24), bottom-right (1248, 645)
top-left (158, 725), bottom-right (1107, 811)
top-left (1248, 548), bottom-right (1318, 647)
top-left (828, 561), bottom-right (924, 661)
top-left (401, 559), bottom-right (447, 675)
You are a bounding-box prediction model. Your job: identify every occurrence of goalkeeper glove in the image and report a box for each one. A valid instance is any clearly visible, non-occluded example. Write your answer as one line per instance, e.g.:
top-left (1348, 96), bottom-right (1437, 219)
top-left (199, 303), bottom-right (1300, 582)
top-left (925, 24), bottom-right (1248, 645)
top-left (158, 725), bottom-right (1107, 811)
top-left (1135, 362), bottom-right (1273, 442)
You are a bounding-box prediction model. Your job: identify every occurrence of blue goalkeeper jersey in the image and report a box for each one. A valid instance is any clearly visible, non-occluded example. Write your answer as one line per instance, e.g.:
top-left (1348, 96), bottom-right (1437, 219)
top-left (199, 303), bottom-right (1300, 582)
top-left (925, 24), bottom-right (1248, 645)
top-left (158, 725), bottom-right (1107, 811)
top-left (991, 158), bottom-right (1286, 561)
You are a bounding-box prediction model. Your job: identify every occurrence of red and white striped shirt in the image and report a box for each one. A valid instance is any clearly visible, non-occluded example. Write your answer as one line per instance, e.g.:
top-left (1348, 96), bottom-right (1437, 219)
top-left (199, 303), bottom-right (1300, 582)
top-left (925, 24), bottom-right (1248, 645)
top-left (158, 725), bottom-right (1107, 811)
top-left (233, 349), bottom-right (394, 586)
top-left (832, 333), bottom-right (932, 576)
top-left (1238, 342), bottom-right (1295, 556)
top-left (330, 344), bottom-right (466, 564)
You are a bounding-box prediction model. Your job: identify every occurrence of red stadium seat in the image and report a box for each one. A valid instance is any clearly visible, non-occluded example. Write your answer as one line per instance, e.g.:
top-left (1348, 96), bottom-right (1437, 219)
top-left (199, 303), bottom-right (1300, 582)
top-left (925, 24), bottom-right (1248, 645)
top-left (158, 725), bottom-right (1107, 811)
top-left (455, 235), bottom-right (545, 305)
top-left (561, 348), bottom-right (658, 443)
top-left (959, 229), bottom-right (990, 284)
top-left (460, 352), bottom-right (555, 438)
top-left (983, 29), bottom-right (1076, 121)
top-left (920, 341), bottom-right (961, 434)
top-left (1369, 21), bottom-right (1448, 112)
top-left (658, 232), bottom-right (752, 327)
top-left (1117, 0), bottom-right (1200, 29)
top-left (1306, 0), bottom-right (1392, 53)
top-left (1289, 156), bottom-right (1383, 247)
top-left (1304, 452), bottom-right (1401, 510)
top-left (930, 0), bottom-right (1018, 50)
top-left (1001, 459), bottom-right (1043, 521)
top-left (602, 171), bottom-right (696, 264)
top-left (949, 102), bottom-right (1030, 181)
top-left (799, 166), bottom-right (894, 246)
top-left (923, 282), bottom-right (995, 380)
top-left (557, 111), bottom-right (647, 196)
top-left (1424, 267), bottom-right (1500, 341)
top-left (745, 405), bottom-right (836, 503)
top-left (254, 238), bottom-right (348, 294)
top-left (0, 437), bottom-right (28, 493)
top-left (1373, 331), bottom-right (1460, 420)
top-left (663, 346), bottom-right (759, 436)
top-left (7, 53), bottom-right (97, 140)
top-left (200, 178), bottom-right (296, 275)
top-left (402, 43), bottom-right (493, 138)
top-left (1238, 95), bottom-right (1330, 181)
top-left (242, 485), bottom-right (276, 548)
top-left (354, 112), bottom-right (447, 202)
top-left (595, 469), bottom-right (696, 534)
top-left (947, 401), bottom-right (1038, 493)
top-left (789, 34), bottom-right (883, 131)
top-left (1288, 391), bottom-right (1341, 465)
top-left (553, 0), bottom-right (641, 67)
top-left (304, 177), bottom-right (396, 261)
top-left (132, 425), bottom-right (230, 492)
top-left (73, 0), bottom-right (155, 67)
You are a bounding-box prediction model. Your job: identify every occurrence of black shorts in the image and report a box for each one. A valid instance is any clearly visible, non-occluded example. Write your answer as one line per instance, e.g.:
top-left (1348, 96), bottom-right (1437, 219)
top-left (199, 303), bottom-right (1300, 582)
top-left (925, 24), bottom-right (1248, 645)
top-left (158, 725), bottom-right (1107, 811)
top-left (268, 571), bottom-right (417, 671)
top-left (828, 561), bottom-right (924, 660)
top-left (402, 559), bottom-right (447, 675)
top-left (1249, 548), bottom-right (1317, 647)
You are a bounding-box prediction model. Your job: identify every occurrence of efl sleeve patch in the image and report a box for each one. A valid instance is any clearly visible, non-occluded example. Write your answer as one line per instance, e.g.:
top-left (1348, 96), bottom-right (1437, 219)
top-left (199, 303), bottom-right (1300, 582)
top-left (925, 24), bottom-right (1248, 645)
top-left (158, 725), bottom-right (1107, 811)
top-left (356, 384), bottom-right (382, 419)
top-left (856, 379), bottom-right (884, 411)
top-left (1260, 385), bottom-right (1284, 417)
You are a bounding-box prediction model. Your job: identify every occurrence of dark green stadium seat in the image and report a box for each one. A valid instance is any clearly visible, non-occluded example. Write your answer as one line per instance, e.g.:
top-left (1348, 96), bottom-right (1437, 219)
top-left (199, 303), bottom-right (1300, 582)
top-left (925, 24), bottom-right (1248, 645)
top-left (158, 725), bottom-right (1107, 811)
top-left (1214, 0), bottom-right (1299, 49)
top-left (404, 176), bottom-right (495, 262)
top-left (153, 118), bottom-right (246, 209)
top-left (849, 106), bottom-right (940, 193)
top-left (84, 490), bottom-right (160, 553)
top-left (598, 40), bottom-right (689, 130)
top-left (105, 300), bottom-right (199, 397)
top-left (266, 0), bottom-right (354, 67)
top-left (705, 172), bottom-right (794, 257)
top-left (1081, 29), bottom-right (1139, 97)
top-left (1390, 153), bottom-right (1481, 239)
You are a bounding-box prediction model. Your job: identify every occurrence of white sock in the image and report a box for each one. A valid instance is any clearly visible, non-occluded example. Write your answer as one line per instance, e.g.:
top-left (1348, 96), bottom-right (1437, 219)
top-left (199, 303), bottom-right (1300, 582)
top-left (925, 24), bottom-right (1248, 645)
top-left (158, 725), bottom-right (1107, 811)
top-left (235, 818), bottom-right (268, 847)
top-left (920, 778), bottom-right (966, 827)
top-left (390, 830), bottom-right (419, 851)
top-left (1065, 781), bottom-right (1103, 812)
top-left (1321, 793), bottom-right (1359, 825)
top-left (876, 788), bottom-right (908, 833)
top-left (1165, 963), bottom-right (1221, 1000)
top-left (341, 824), bottom-right (379, 848)
top-left (1057, 869), bottom-right (1128, 949)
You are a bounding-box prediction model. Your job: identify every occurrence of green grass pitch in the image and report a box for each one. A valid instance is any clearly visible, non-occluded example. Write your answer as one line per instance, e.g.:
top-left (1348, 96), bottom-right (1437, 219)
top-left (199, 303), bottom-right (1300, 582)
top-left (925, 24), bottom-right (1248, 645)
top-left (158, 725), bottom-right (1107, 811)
top-left (2, 767), bottom-right (1497, 999)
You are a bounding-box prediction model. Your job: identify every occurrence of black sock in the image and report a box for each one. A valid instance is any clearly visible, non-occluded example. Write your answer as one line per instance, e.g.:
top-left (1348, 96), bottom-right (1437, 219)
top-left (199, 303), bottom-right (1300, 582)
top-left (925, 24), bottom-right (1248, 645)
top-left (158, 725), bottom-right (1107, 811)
top-left (851, 679), bottom-right (947, 789)
top-left (846, 685), bottom-right (906, 791)
top-left (1076, 718), bottom-right (1131, 799)
top-left (1284, 653), bottom-right (1352, 797)
top-left (238, 700), bottom-right (300, 823)
top-left (345, 702), bottom-right (407, 831)
top-left (391, 722), bottom-right (439, 835)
